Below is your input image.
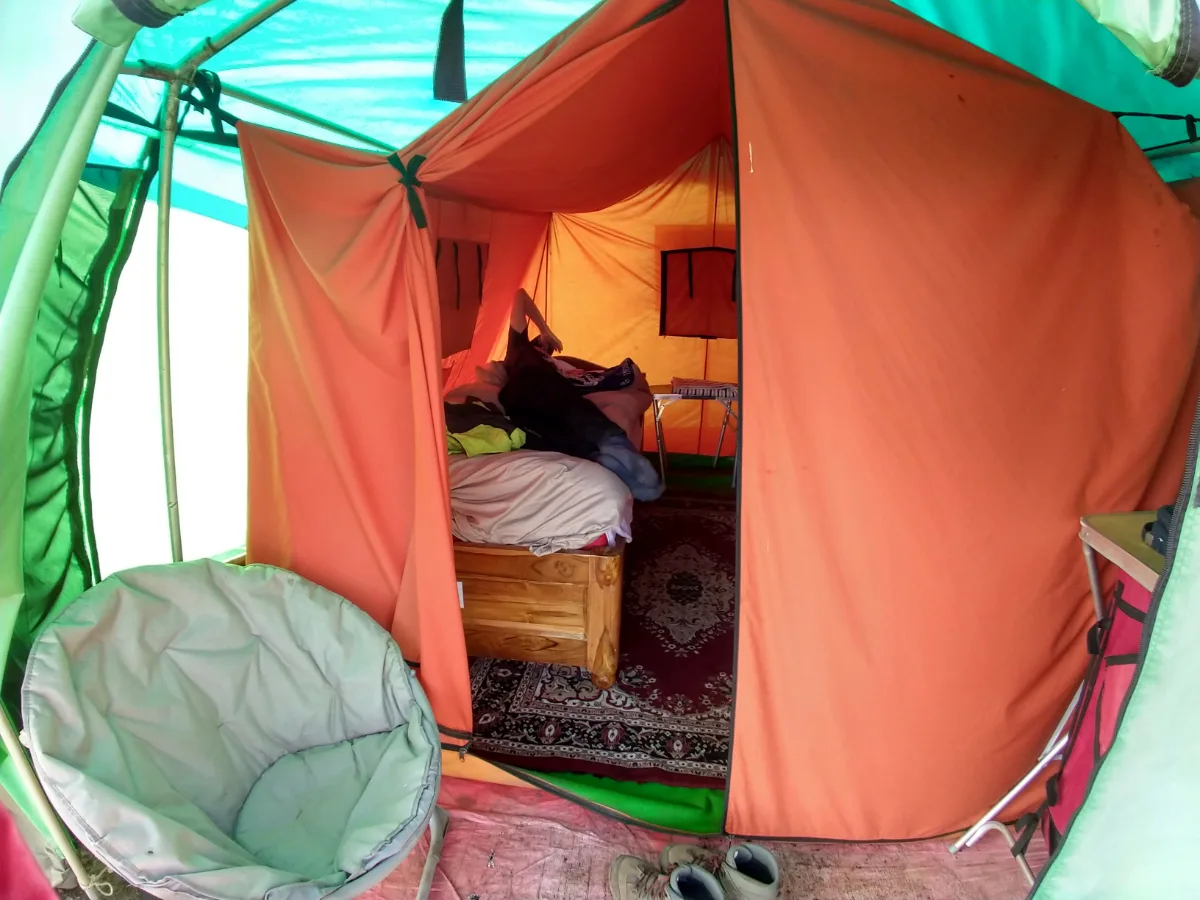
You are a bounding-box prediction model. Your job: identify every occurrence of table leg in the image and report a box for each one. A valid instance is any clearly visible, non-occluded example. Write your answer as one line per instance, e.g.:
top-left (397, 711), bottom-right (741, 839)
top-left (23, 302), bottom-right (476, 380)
top-left (653, 400), bottom-right (668, 483)
top-left (714, 403), bottom-right (731, 468)
top-left (1082, 542), bottom-right (1106, 621)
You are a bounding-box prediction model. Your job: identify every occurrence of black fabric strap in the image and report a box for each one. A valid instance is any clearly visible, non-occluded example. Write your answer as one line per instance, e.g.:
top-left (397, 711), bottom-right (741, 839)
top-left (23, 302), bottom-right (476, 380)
top-left (113, 0), bottom-right (176, 27)
top-left (181, 70), bottom-right (238, 140)
top-left (1115, 597), bottom-right (1147, 624)
top-left (104, 102), bottom-right (156, 131)
top-left (1011, 808), bottom-right (1044, 859)
top-left (1087, 617), bottom-right (1110, 656)
top-left (453, 240), bottom-right (461, 309)
top-left (433, 0), bottom-right (467, 103)
top-left (1106, 652), bottom-right (1140, 666)
top-left (386, 152), bottom-right (429, 229)
top-left (1162, 0), bottom-right (1200, 86)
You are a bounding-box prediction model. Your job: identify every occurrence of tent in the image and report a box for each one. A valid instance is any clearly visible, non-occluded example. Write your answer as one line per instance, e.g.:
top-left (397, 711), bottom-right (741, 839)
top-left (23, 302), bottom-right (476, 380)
top-left (5, 0), bottom-right (1200, 896)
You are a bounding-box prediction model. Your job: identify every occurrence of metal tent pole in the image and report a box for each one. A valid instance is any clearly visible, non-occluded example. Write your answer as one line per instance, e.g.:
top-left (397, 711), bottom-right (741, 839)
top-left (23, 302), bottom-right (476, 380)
top-left (177, 0), bottom-right (299, 70)
top-left (120, 64), bottom-right (392, 152)
top-left (219, 82), bottom-right (394, 151)
top-left (157, 79), bottom-right (184, 563)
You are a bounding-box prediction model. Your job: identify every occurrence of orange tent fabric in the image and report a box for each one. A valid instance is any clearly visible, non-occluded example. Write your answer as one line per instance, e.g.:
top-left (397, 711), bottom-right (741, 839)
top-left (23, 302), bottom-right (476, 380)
top-left (727, 0), bottom-right (1198, 837)
top-left (240, 0), bottom-right (1200, 839)
top-left (241, 127), bottom-right (473, 732)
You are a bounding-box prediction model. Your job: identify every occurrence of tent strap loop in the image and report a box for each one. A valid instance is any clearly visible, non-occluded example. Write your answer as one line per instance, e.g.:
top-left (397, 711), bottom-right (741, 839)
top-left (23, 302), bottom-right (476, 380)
top-left (182, 69), bottom-right (237, 139)
top-left (387, 152), bottom-right (429, 229)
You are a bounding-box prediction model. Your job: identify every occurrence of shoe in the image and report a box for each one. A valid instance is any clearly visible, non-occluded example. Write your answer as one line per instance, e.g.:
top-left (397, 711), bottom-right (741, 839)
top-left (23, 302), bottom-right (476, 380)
top-left (610, 856), bottom-right (724, 900)
top-left (720, 844), bottom-right (780, 900)
top-left (660, 844), bottom-right (780, 900)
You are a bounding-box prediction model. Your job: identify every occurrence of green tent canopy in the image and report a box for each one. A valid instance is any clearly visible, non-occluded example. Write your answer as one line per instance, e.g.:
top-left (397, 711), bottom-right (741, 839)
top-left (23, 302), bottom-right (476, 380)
top-left (3, 1), bottom-right (1200, 896)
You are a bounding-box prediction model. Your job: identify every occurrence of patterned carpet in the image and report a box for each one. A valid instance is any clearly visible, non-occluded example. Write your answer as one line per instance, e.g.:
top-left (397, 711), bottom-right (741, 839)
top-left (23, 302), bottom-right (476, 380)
top-left (470, 494), bottom-right (736, 787)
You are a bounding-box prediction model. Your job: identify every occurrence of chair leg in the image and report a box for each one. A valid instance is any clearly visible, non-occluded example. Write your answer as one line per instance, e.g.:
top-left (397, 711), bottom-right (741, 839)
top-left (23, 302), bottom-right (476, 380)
top-left (714, 405), bottom-right (731, 468)
top-left (414, 806), bottom-right (449, 900)
top-left (0, 709), bottom-right (108, 899)
top-left (654, 402), bottom-right (669, 483)
top-left (971, 821), bottom-right (1036, 886)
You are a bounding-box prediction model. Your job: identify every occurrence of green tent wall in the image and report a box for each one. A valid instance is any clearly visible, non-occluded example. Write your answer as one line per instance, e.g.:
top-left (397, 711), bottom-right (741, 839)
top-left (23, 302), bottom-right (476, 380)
top-left (4, 1), bottom-right (1200, 895)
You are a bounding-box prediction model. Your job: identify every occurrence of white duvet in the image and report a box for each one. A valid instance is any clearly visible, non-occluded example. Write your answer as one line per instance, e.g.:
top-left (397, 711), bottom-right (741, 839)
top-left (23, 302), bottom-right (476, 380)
top-left (448, 450), bottom-right (633, 555)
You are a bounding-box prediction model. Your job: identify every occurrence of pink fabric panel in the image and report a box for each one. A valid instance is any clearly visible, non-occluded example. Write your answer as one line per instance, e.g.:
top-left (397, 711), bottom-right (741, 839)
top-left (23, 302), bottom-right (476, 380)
top-left (0, 808), bottom-right (57, 900)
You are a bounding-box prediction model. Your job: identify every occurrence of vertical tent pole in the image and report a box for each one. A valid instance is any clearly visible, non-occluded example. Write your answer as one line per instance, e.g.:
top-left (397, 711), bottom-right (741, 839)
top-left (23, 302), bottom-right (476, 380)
top-left (157, 79), bottom-right (184, 563)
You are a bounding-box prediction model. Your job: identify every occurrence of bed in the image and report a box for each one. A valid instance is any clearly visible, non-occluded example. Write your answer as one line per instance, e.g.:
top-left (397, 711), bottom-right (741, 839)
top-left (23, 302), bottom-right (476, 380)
top-left (445, 360), bottom-right (651, 689)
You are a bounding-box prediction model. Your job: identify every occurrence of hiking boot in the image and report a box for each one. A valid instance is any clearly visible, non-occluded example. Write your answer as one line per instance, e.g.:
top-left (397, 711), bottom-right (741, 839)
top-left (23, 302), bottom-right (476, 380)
top-left (610, 856), bottom-right (724, 900)
top-left (660, 844), bottom-right (780, 900)
top-left (719, 844), bottom-right (780, 900)
top-left (660, 844), bottom-right (720, 873)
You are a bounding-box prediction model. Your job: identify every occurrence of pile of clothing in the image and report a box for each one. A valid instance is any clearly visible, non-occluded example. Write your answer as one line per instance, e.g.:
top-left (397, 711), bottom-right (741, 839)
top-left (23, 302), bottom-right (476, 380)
top-left (444, 397), bottom-right (530, 457)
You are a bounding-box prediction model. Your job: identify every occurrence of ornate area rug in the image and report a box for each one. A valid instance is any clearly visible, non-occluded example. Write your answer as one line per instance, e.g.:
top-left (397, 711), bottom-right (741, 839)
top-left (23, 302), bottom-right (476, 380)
top-left (470, 495), bottom-right (736, 787)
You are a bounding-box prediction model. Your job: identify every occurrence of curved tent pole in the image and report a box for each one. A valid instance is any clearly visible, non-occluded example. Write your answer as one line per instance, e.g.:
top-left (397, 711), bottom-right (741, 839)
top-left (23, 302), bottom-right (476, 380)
top-left (178, 0), bottom-right (299, 72)
top-left (218, 82), bottom-right (394, 151)
top-left (156, 79), bottom-right (184, 563)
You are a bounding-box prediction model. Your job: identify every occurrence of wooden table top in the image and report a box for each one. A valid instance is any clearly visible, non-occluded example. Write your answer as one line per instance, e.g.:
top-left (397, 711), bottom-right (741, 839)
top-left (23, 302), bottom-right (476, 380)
top-left (1079, 511), bottom-right (1164, 592)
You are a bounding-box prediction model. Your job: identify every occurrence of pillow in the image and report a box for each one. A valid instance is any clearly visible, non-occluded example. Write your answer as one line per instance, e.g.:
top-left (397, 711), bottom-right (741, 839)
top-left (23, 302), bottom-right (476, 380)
top-left (474, 362), bottom-right (508, 388)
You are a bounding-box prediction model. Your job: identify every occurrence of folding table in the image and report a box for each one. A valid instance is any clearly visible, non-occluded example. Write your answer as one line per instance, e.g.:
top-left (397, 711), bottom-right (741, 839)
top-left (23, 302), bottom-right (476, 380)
top-left (651, 382), bottom-right (738, 485)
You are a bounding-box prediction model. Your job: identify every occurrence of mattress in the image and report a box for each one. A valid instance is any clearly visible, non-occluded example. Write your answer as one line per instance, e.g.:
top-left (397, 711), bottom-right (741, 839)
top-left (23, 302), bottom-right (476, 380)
top-left (448, 451), bottom-right (633, 555)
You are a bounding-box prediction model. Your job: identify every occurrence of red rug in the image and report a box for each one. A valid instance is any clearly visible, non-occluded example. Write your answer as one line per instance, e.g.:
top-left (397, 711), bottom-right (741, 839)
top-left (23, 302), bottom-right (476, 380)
top-left (469, 495), bottom-right (735, 787)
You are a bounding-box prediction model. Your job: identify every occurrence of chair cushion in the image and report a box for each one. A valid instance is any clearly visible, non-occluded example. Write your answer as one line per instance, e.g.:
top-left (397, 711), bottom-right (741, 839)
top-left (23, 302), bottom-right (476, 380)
top-left (22, 559), bottom-right (440, 900)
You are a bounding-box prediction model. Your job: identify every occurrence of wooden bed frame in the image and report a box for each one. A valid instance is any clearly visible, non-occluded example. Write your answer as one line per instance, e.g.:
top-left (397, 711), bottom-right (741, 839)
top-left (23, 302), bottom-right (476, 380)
top-left (453, 540), bottom-right (623, 689)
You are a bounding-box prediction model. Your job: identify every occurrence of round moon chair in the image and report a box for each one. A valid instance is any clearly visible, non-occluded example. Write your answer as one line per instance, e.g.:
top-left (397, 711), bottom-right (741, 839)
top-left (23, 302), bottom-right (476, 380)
top-left (21, 559), bottom-right (447, 900)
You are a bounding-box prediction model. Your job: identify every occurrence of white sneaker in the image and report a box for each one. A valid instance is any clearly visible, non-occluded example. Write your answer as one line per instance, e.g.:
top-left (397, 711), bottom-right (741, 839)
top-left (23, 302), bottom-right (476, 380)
top-left (610, 855), bottom-right (725, 900)
top-left (659, 844), bottom-right (780, 900)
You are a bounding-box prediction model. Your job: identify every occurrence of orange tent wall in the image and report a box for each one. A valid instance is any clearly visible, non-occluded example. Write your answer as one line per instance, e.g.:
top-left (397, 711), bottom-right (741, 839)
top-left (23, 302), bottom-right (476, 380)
top-left (540, 142), bottom-right (738, 456)
top-left (239, 0), bottom-right (1200, 840)
top-left (727, 0), bottom-right (1198, 838)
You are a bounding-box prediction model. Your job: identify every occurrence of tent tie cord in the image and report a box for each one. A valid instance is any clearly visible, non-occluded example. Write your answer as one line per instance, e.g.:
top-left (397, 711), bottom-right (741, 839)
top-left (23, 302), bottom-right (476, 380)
top-left (1112, 110), bottom-right (1200, 153)
top-left (387, 152), bottom-right (429, 229)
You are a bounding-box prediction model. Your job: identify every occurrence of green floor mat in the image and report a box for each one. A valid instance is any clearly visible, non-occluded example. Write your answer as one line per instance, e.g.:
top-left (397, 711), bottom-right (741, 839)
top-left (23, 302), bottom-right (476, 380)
top-left (530, 770), bottom-right (726, 835)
